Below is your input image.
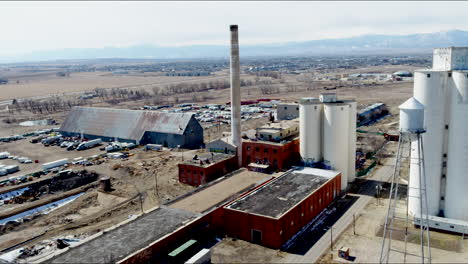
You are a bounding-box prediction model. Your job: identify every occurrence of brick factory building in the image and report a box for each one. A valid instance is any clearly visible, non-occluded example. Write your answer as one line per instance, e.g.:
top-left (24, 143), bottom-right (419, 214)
top-left (223, 168), bottom-right (341, 249)
top-left (178, 153), bottom-right (238, 186)
top-left (242, 120), bottom-right (300, 172)
top-left (242, 138), bottom-right (300, 172)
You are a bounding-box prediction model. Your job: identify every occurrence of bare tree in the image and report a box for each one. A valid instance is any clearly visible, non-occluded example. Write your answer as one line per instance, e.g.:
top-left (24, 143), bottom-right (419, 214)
top-left (286, 84), bottom-right (298, 92)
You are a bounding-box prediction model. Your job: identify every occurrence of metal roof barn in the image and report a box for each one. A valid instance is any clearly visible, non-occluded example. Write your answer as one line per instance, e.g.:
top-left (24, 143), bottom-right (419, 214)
top-left (60, 107), bottom-right (204, 149)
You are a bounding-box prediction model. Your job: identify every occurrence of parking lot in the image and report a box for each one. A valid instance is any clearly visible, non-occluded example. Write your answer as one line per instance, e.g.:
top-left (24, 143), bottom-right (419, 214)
top-left (0, 135), bottom-right (105, 180)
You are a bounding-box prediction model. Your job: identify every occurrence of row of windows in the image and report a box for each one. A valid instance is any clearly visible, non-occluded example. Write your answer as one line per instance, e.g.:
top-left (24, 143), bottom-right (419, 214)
top-left (430, 73), bottom-right (468, 78)
top-left (279, 193), bottom-right (331, 236)
top-left (245, 155), bottom-right (279, 166)
top-left (180, 168), bottom-right (204, 176)
top-left (283, 106), bottom-right (299, 111)
top-left (183, 176), bottom-right (200, 185)
top-left (246, 146), bottom-right (278, 153)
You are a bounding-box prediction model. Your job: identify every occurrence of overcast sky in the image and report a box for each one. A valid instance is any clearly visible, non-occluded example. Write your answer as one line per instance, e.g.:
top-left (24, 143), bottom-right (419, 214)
top-left (1, 1), bottom-right (467, 56)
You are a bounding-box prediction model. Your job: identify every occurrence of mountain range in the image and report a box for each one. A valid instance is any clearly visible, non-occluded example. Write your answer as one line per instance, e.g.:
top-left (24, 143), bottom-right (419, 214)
top-left (3, 30), bottom-right (468, 63)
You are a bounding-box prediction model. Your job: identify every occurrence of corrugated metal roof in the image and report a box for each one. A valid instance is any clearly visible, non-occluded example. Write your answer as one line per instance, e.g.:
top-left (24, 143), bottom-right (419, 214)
top-left (60, 107), bottom-right (195, 141)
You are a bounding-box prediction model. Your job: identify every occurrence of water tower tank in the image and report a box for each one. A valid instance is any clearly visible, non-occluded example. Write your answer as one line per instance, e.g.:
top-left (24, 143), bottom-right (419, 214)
top-left (444, 71), bottom-right (468, 221)
top-left (409, 70), bottom-right (449, 217)
top-left (399, 97), bottom-right (425, 133)
top-left (323, 103), bottom-right (350, 190)
top-left (299, 98), bottom-right (322, 164)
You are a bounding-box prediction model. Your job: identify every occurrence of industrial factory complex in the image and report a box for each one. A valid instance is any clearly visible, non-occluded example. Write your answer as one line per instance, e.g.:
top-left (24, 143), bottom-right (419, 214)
top-left (28, 24), bottom-right (360, 264)
top-left (3, 21), bottom-right (468, 264)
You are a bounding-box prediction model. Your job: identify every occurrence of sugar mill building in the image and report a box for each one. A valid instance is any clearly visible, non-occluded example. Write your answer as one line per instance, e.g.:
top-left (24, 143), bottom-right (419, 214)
top-left (242, 138), bottom-right (300, 172)
top-left (223, 167), bottom-right (341, 249)
top-left (242, 120), bottom-right (300, 172)
top-left (60, 106), bottom-right (204, 149)
top-left (178, 153), bottom-right (238, 186)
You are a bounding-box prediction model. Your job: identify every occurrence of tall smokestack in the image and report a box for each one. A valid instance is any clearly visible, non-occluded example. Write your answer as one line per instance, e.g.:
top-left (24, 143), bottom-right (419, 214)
top-left (230, 25), bottom-right (242, 166)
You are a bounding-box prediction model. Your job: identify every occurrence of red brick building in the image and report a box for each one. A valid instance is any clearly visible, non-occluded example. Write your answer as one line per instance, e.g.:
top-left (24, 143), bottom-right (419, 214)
top-left (242, 137), bottom-right (300, 171)
top-left (223, 168), bottom-right (341, 249)
top-left (178, 153), bottom-right (238, 186)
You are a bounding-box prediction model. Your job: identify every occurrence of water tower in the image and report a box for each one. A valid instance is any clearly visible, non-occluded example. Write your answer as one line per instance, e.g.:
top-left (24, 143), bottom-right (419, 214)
top-left (380, 97), bottom-right (431, 263)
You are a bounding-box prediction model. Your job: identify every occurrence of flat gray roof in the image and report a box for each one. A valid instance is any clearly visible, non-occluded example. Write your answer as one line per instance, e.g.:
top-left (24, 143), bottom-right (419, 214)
top-left (227, 168), bottom-right (338, 218)
top-left (181, 152), bottom-right (234, 168)
top-left (48, 207), bottom-right (195, 263)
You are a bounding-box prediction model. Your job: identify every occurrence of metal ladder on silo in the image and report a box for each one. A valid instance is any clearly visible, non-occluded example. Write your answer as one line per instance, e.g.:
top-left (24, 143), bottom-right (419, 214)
top-left (379, 132), bottom-right (432, 263)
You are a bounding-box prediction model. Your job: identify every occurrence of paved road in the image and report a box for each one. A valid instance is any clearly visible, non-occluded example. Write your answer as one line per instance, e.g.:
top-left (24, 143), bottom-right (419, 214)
top-left (284, 149), bottom-right (396, 263)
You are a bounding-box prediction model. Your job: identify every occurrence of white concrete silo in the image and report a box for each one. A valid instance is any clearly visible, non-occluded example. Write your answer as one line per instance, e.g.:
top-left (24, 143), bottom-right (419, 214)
top-left (323, 103), bottom-right (350, 190)
top-left (444, 71), bottom-right (468, 221)
top-left (409, 70), bottom-right (450, 216)
top-left (344, 100), bottom-right (357, 183)
top-left (299, 98), bottom-right (322, 164)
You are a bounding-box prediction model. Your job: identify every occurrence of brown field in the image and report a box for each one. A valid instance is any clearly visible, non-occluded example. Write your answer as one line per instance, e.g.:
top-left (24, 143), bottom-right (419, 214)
top-left (0, 71), bottom-right (230, 101)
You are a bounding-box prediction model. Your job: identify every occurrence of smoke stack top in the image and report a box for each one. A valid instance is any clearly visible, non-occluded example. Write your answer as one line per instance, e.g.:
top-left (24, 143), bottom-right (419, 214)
top-left (230, 25), bottom-right (238, 31)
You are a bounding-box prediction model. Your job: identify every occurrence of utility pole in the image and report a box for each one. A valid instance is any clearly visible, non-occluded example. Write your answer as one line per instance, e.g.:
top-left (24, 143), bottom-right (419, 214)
top-left (330, 226), bottom-right (333, 250)
top-left (138, 192), bottom-right (144, 214)
top-left (154, 171), bottom-right (160, 200)
top-left (353, 214), bottom-right (356, 235)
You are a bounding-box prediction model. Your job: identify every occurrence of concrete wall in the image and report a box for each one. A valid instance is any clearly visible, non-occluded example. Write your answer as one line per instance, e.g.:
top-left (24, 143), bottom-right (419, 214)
top-left (222, 173), bottom-right (341, 249)
top-left (433, 47), bottom-right (468, 71)
top-left (242, 138), bottom-right (300, 171)
top-left (277, 103), bottom-right (299, 120)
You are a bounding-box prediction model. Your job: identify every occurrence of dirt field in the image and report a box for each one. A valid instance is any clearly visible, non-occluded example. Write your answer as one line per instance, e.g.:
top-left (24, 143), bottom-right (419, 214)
top-left (0, 71), bottom-right (230, 101)
top-left (211, 238), bottom-right (289, 263)
top-left (318, 197), bottom-right (468, 263)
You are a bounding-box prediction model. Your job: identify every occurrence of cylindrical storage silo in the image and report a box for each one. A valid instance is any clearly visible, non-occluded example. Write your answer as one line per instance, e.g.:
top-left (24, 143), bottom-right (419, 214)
top-left (409, 70), bottom-right (449, 216)
top-left (323, 103), bottom-right (350, 190)
top-left (444, 71), bottom-right (468, 221)
top-left (299, 98), bottom-right (322, 165)
top-left (343, 100), bottom-right (357, 183)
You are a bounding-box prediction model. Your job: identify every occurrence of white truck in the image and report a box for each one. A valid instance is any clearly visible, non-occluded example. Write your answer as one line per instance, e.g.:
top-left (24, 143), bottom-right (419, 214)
top-left (76, 139), bottom-right (102, 151)
top-left (42, 158), bottom-right (69, 170)
top-left (145, 144), bottom-right (163, 151)
top-left (0, 165), bottom-right (6, 176)
top-left (4, 165), bottom-right (19, 174)
top-left (41, 135), bottom-right (61, 145)
top-left (105, 143), bottom-right (122, 152)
